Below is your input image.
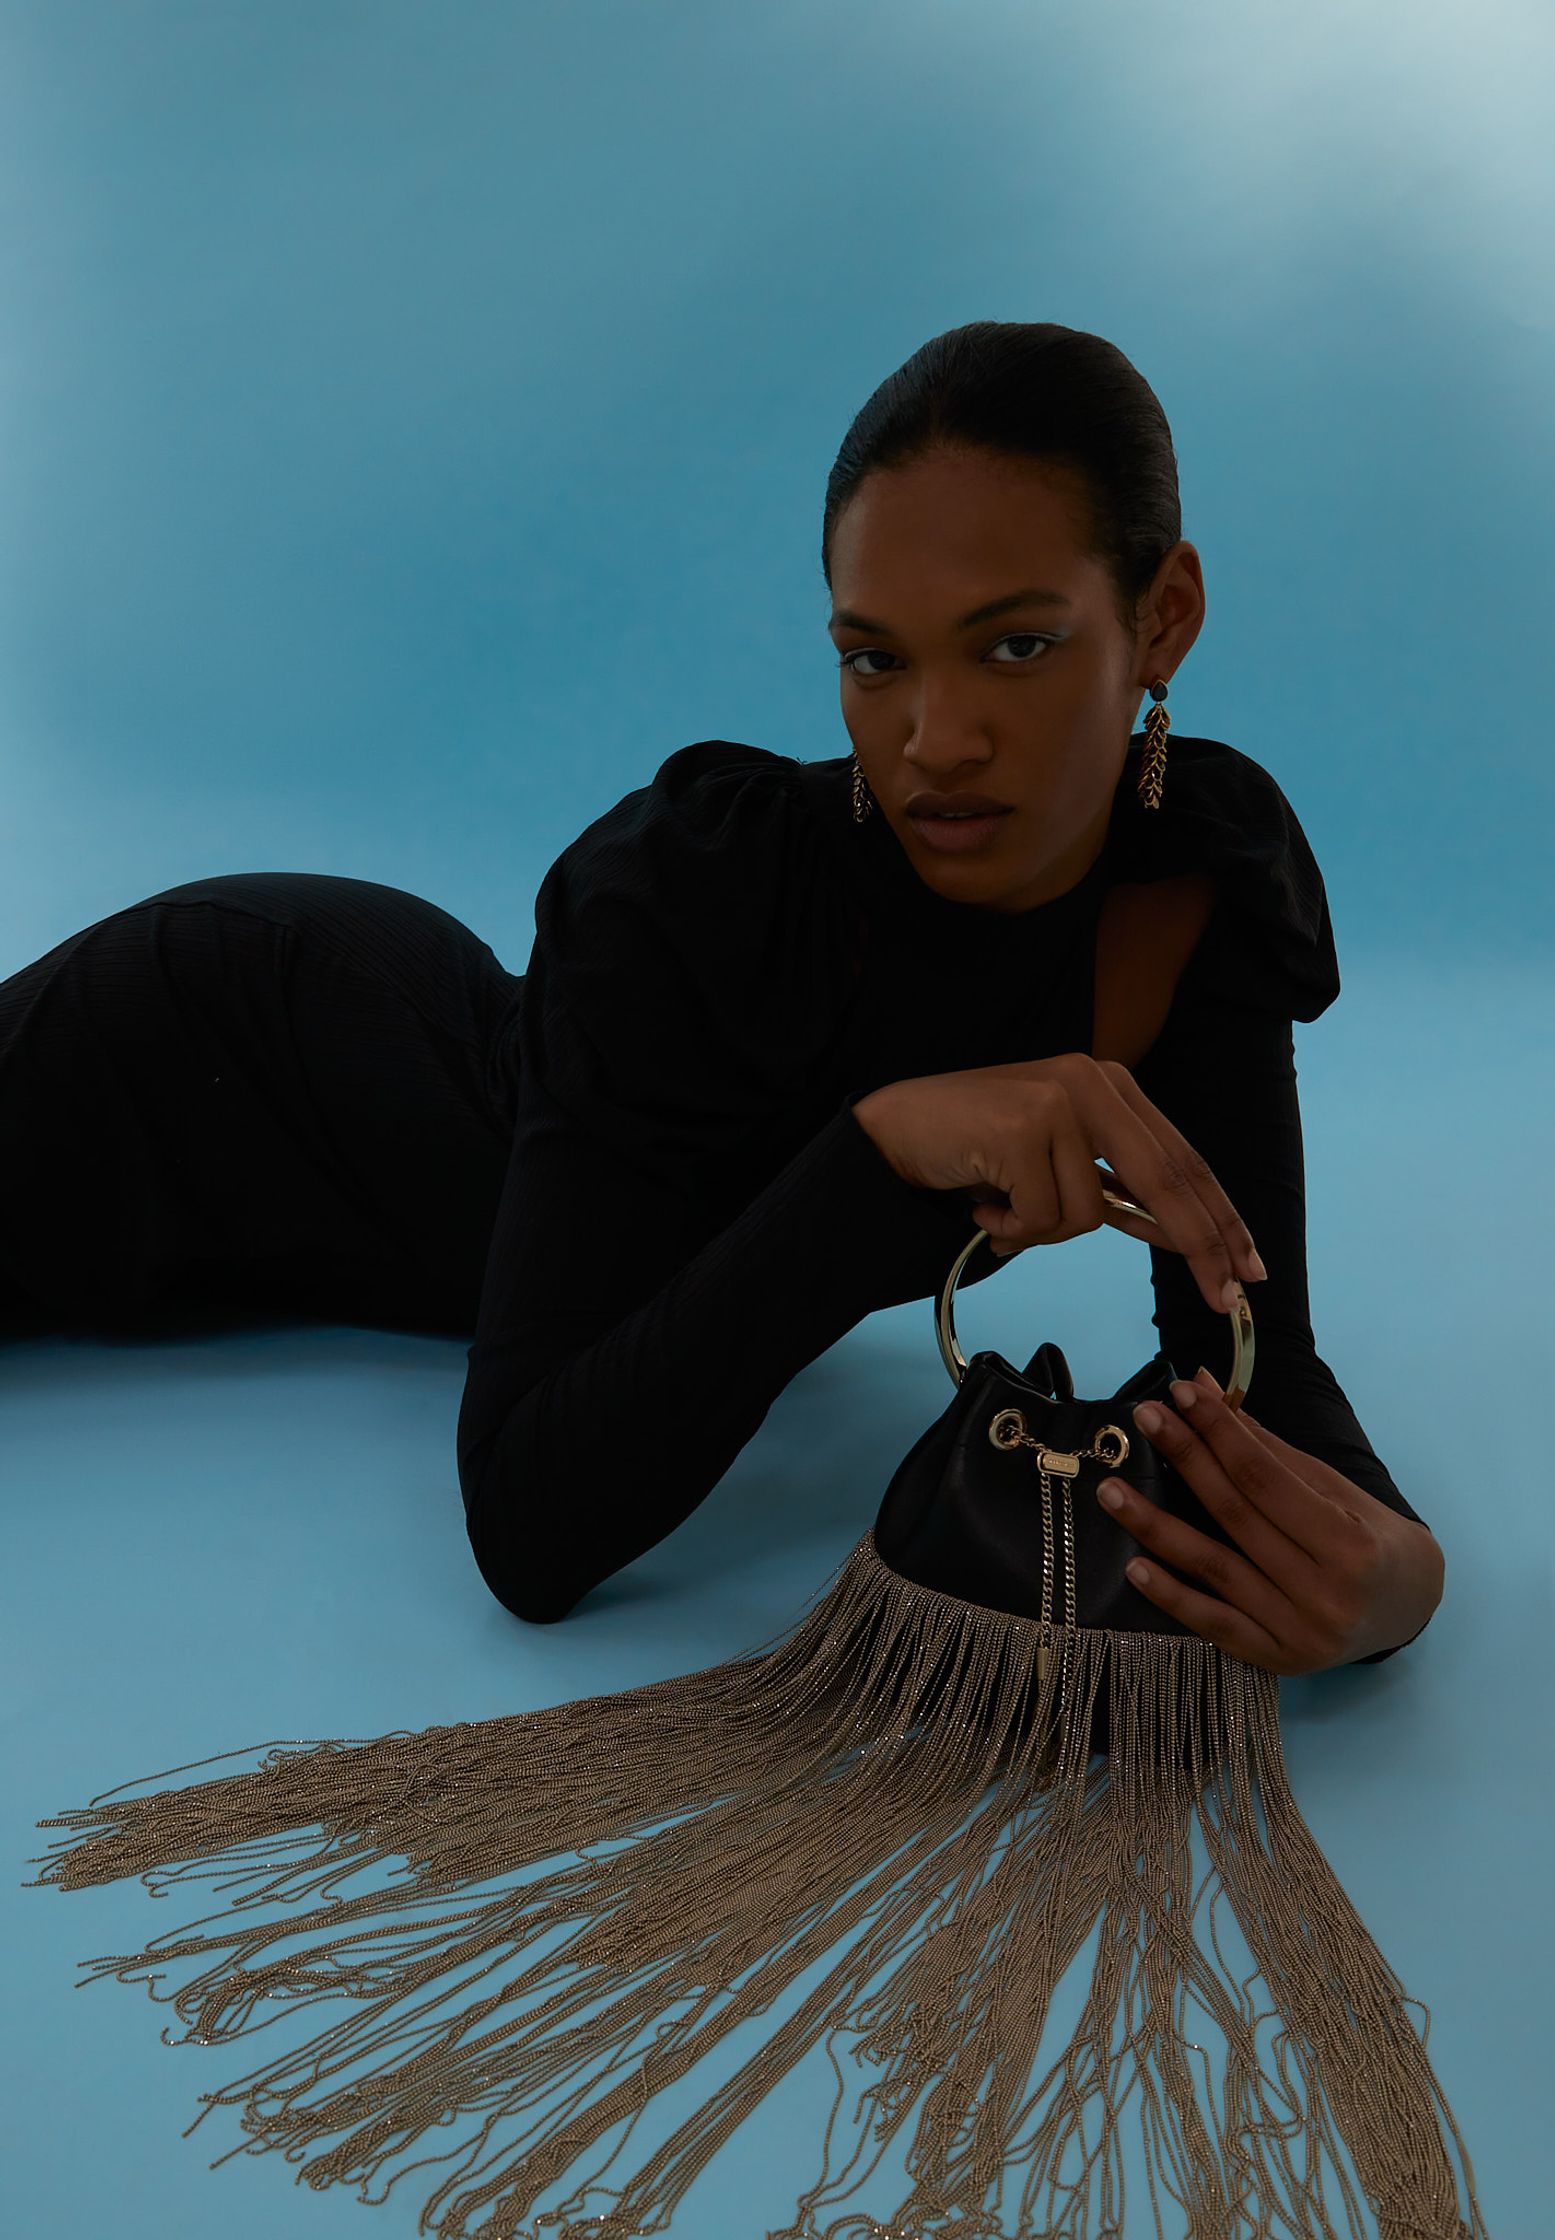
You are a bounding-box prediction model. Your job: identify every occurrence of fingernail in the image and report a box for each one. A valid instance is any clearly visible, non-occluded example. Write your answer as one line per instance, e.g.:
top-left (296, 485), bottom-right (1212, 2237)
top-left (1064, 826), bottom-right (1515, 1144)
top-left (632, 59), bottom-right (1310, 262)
top-left (1169, 1378), bottom-right (1199, 1409)
top-left (1133, 1402), bottom-right (1162, 1432)
top-left (1248, 1250), bottom-right (1268, 1281)
top-left (1221, 1279), bottom-right (1239, 1311)
top-left (1097, 1480), bottom-right (1126, 1511)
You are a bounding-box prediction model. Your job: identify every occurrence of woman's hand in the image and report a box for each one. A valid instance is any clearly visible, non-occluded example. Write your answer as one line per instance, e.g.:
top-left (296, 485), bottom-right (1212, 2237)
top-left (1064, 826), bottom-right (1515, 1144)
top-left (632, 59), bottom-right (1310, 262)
top-left (1097, 1366), bottom-right (1445, 1673)
top-left (850, 1053), bottom-right (1268, 1319)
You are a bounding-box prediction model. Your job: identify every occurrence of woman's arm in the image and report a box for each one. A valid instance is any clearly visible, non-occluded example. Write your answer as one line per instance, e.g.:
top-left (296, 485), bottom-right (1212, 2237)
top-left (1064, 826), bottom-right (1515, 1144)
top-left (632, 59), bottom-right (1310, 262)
top-left (456, 1085), bottom-right (986, 1623)
top-left (1129, 964), bottom-right (1435, 1664)
top-left (456, 741), bottom-right (1023, 1623)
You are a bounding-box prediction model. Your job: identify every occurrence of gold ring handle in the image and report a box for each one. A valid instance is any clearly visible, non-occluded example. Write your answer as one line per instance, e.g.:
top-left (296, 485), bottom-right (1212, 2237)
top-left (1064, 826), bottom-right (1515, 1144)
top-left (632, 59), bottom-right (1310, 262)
top-left (934, 1184), bottom-right (1254, 1411)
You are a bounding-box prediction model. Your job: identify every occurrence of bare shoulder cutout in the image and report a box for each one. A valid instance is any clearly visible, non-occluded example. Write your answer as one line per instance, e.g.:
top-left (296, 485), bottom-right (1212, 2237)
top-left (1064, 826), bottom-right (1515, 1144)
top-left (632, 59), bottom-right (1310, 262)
top-left (1090, 872), bottom-right (1218, 1071)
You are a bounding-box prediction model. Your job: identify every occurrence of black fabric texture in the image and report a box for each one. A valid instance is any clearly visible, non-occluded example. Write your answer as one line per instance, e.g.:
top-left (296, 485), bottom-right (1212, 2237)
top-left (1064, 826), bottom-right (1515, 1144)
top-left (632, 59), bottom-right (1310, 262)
top-left (0, 737), bottom-right (1430, 1662)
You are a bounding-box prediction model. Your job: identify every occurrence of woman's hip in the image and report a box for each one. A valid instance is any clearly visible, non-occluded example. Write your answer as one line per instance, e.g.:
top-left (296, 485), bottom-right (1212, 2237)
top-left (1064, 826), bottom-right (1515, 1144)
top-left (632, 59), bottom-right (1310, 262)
top-left (0, 872), bottom-right (522, 1330)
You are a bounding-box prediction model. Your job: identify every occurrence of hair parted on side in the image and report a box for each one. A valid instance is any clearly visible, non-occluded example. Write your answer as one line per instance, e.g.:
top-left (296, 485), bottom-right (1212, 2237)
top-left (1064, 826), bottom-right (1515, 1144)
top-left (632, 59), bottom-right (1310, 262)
top-left (821, 320), bottom-right (1183, 641)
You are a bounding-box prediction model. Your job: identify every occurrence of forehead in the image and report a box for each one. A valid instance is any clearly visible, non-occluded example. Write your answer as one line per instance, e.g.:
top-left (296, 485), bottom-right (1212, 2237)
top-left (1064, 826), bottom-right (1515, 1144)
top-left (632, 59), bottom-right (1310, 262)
top-left (842, 450), bottom-right (1097, 573)
top-left (829, 451), bottom-right (1101, 603)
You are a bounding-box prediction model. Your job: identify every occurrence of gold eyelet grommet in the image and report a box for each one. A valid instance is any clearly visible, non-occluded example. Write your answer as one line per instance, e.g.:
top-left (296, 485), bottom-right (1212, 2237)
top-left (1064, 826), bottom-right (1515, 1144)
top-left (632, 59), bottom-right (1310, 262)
top-left (1093, 1425), bottom-right (1130, 1467)
top-left (988, 1408), bottom-right (1028, 1450)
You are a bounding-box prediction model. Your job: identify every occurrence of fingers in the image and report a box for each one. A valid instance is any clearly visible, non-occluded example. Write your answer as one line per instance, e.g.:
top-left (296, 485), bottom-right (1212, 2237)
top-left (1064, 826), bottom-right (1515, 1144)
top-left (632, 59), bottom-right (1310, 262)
top-left (987, 1098), bottom-right (1120, 1261)
top-left (1189, 1371), bottom-right (1367, 1507)
top-left (1084, 1061), bottom-right (1265, 1315)
top-left (969, 1060), bottom-right (1264, 1316)
top-left (1049, 1108), bottom-right (1113, 1236)
top-left (1099, 1381), bottom-right (1306, 1672)
top-left (1141, 1370), bottom-right (1340, 1565)
top-left (983, 1083), bottom-right (1109, 1259)
top-left (1105, 1536), bottom-right (1290, 1671)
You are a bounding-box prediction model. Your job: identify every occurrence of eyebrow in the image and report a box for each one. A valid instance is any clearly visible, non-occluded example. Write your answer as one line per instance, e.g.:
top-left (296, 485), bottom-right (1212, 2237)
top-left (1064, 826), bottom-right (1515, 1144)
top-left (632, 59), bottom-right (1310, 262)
top-left (827, 585), bottom-right (1074, 636)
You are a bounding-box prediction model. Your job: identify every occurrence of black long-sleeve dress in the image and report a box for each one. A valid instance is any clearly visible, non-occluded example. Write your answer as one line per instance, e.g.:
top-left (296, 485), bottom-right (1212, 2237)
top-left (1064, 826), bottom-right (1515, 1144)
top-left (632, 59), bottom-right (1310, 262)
top-left (0, 732), bottom-right (1431, 1661)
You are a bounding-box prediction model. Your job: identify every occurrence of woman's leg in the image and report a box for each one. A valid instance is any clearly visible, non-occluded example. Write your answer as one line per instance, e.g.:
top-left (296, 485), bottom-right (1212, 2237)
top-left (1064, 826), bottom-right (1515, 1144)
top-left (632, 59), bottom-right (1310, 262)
top-left (0, 872), bottom-right (522, 1338)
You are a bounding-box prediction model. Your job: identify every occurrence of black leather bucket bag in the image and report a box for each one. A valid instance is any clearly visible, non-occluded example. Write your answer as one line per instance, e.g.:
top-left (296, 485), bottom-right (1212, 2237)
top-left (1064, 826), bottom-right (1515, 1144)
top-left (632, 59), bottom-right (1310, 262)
top-left (873, 1180), bottom-right (1253, 1767)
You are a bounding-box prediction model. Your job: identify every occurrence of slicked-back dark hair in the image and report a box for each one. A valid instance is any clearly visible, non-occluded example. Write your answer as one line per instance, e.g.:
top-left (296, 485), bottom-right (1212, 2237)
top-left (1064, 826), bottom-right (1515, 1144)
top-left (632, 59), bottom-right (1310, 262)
top-left (821, 322), bottom-right (1182, 641)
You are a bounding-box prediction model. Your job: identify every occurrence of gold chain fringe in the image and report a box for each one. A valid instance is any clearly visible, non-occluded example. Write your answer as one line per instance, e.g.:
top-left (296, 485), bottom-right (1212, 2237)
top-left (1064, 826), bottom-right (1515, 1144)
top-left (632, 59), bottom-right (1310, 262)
top-left (25, 1525), bottom-right (1490, 2240)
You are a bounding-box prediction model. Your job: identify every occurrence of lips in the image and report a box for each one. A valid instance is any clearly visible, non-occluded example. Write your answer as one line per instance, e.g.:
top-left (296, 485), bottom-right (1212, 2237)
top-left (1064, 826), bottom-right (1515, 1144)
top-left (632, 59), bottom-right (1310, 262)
top-left (906, 793), bottom-right (1012, 818)
top-left (906, 804), bottom-right (1015, 837)
top-left (906, 805), bottom-right (1014, 853)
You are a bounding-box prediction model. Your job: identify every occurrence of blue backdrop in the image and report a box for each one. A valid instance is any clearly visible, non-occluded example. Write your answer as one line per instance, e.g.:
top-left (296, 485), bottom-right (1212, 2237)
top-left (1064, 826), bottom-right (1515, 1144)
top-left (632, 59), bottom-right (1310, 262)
top-left (4, 4), bottom-right (1549, 2234)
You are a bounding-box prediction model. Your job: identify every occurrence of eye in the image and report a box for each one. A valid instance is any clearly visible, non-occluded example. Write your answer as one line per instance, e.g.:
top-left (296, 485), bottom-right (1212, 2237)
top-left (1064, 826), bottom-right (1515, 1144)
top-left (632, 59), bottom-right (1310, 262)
top-left (837, 632), bottom-right (1059, 679)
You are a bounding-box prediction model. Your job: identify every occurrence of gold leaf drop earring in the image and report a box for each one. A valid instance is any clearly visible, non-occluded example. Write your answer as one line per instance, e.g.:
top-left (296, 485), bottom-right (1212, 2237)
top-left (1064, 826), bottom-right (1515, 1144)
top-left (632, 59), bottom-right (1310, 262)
top-left (1137, 678), bottom-right (1170, 810)
top-left (850, 751), bottom-right (874, 824)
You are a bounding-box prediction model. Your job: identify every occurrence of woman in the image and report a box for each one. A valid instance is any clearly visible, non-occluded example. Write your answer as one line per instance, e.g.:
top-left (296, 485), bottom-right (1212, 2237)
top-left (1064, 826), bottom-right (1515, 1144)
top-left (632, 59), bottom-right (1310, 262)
top-left (0, 320), bottom-right (1444, 1666)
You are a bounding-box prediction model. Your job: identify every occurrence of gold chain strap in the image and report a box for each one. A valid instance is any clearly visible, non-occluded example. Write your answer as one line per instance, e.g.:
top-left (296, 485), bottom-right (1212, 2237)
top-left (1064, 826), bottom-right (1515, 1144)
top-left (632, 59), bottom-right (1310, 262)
top-left (988, 1409), bottom-right (1131, 1687)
